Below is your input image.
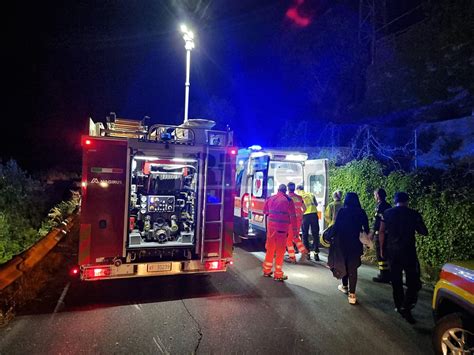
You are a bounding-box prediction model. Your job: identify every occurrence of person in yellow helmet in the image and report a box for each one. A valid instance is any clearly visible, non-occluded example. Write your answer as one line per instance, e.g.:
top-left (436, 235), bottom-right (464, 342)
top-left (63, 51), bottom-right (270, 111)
top-left (324, 190), bottom-right (343, 227)
top-left (321, 190), bottom-right (343, 248)
top-left (296, 185), bottom-right (320, 261)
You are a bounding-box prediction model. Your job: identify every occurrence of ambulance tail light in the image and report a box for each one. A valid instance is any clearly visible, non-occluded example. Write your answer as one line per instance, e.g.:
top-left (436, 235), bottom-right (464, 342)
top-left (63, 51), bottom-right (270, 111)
top-left (242, 193), bottom-right (250, 218)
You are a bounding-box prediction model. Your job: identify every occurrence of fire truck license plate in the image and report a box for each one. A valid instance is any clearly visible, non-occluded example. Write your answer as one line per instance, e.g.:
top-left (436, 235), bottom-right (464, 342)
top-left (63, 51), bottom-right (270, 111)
top-left (147, 263), bottom-right (172, 272)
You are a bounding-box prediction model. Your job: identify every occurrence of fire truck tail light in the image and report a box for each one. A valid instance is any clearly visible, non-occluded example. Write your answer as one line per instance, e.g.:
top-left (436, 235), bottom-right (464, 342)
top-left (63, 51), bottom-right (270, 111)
top-left (94, 268), bottom-right (110, 277)
top-left (70, 266), bottom-right (80, 277)
top-left (84, 267), bottom-right (111, 279)
top-left (81, 138), bottom-right (93, 147)
top-left (205, 261), bottom-right (224, 270)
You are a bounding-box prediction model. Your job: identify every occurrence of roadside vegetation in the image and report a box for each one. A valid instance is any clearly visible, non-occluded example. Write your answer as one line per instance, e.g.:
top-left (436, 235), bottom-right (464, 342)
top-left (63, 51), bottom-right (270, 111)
top-left (329, 158), bottom-right (474, 282)
top-left (0, 160), bottom-right (80, 264)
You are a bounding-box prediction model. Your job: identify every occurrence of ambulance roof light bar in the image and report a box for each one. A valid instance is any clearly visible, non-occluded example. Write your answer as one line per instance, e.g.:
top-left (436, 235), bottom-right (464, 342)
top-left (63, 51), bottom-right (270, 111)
top-left (248, 145), bottom-right (262, 151)
top-left (285, 154), bottom-right (308, 161)
top-left (250, 151), bottom-right (272, 158)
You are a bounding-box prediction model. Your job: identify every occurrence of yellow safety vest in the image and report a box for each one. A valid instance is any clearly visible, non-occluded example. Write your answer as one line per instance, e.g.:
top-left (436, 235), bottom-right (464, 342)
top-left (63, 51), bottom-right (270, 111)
top-left (299, 191), bottom-right (318, 215)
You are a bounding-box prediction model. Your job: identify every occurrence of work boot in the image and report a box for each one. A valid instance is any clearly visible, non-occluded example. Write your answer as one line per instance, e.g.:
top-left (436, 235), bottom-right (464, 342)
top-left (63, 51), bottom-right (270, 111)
top-left (263, 272), bottom-right (273, 278)
top-left (306, 252), bottom-right (311, 261)
top-left (372, 275), bottom-right (390, 283)
top-left (313, 253), bottom-right (320, 262)
top-left (274, 274), bottom-right (288, 282)
top-left (398, 308), bottom-right (416, 324)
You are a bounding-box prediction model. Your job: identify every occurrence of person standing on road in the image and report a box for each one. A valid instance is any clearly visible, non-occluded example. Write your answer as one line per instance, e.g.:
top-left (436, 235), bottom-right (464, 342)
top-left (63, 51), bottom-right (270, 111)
top-left (379, 192), bottom-right (428, 324)
top-left (329, 192), bottom-right (369, 305)
top-left (297, 185), bottom-right (320, 261)
top-left (370, 188), bottom-right (392, 283)
top-left (262, 184), bottom-right (298, 281)
top-left (286, 182), bottom-right (308, 263)
top-left (324, 190), bottom-right (343, 227)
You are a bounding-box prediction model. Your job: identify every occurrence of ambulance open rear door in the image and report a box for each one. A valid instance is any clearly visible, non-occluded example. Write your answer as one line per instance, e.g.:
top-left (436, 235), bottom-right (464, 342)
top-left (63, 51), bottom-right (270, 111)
top-left (304, 159), bottom-right (329, 232)
top-left (247, 154), bottom-right (270, 238)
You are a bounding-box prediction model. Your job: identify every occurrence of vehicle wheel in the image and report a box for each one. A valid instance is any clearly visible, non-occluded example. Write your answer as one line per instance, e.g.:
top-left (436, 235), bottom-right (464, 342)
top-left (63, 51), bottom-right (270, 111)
top-left (252, 238), bottom-right (266, 250)
top-left (432, 312), bottom-right (474, 355)
top-left (233, 233), bottom-right (243, 244)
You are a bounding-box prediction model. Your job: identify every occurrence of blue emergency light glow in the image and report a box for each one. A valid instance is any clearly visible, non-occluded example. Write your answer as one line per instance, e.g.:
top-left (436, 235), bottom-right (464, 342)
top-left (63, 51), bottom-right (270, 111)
top-left (160, 132), bottom-right (172, 141)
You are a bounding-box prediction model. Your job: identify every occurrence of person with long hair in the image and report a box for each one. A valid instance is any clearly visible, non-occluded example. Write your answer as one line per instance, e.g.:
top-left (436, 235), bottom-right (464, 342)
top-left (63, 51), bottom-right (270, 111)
top-left (330, 192), bottom-right (369, 304)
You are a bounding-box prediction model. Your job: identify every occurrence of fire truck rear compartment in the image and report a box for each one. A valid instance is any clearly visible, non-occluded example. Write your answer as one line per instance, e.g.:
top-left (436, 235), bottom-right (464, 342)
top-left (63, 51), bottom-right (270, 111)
top-left (127, 156), bottom-right (198, 250)
top-left (81, 117), bottom-right (235, 276)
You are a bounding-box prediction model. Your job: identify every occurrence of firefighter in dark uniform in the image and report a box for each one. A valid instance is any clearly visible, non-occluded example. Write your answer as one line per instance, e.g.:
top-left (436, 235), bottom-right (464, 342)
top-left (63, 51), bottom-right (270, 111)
top-left (379, 192), bottom-right (428, 324)
top-left (371, 188), bottom-right (391, 283)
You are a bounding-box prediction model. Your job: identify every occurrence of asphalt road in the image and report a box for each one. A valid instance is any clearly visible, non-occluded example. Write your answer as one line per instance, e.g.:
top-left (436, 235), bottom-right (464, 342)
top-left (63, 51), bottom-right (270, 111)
top-left (0, 241), bottom-right (434, 354)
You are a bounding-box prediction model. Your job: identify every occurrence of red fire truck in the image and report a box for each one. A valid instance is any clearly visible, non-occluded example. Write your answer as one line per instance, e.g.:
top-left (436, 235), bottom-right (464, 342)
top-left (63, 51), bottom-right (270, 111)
top-left (78, 114), bottom-right (236, 280)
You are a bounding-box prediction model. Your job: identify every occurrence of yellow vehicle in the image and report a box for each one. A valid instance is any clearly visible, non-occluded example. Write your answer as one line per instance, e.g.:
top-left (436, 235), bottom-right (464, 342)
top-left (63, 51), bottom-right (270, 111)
top-left (432, 261), bottom-right (474, 354)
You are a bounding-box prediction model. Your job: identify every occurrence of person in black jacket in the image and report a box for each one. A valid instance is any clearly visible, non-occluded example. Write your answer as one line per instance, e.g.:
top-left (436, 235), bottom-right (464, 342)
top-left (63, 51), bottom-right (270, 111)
top-left (329, 192), bottom-right (369, 305)
top-left (371, 188), bottom-right (392, 283)
top-left (379, 192), bottom-right (428, 324)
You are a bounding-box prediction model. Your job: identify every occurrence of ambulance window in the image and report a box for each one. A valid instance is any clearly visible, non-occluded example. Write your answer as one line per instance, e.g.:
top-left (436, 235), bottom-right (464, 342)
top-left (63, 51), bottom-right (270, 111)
top-left (235, 169), bottom-right (244, 194)
top-left (267, 177), bottom-right (275, 195)
top-left (270, 162), bottom-right (303, 189)
top-left (250, 156), bottom-right (269, 173)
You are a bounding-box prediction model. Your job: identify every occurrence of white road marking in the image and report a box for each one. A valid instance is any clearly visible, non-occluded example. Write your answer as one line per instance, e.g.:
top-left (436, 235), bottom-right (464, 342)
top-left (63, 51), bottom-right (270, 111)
top-left (53, 282), bottom-right (71, 314)
top-left (153, 336), bottom-right (169, 355)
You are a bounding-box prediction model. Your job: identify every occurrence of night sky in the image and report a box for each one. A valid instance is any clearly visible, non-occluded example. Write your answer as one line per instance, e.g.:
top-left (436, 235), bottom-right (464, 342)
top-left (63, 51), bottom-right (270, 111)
top-left (4, 0), bottom-right (419, 172)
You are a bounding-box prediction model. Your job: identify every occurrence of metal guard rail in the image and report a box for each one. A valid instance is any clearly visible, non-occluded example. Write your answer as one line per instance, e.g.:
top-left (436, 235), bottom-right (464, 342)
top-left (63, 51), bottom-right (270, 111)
top-left (0, 215), bottom-right (76, 291)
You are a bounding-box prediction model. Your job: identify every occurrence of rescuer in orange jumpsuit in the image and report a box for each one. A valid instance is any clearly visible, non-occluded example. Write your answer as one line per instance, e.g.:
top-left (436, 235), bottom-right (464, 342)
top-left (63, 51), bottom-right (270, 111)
top-left (286, 182), bottom-right (308, 263)
top-left (263, 184), bottom-right (298, 281)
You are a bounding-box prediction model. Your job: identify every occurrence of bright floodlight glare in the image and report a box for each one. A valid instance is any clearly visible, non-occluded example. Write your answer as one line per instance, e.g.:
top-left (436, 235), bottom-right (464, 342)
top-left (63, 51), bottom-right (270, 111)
top-left (181, 22), bottom-right (195, 125)
top-left (134, 156), bottom-right (159, 161)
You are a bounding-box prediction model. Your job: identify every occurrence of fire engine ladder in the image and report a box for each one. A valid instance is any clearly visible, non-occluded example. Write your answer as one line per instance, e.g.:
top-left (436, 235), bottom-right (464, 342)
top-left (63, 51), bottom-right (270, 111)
top-left (104, 116), bottom-right (148, 139)
top-left (200, 147), bottom-right (227, 263)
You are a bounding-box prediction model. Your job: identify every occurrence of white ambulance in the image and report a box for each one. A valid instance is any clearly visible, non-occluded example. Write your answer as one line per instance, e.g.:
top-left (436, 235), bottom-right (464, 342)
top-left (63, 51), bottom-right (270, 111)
top-left (233, 145), bottom-right (328, 241)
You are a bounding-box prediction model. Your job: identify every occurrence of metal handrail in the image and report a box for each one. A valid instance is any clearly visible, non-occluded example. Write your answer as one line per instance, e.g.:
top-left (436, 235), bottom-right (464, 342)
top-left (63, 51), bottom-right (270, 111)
top-left (200, 147), bottom-right (210, 263)
top-left (218, 148), bottom-right (227, 260)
